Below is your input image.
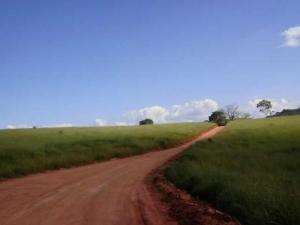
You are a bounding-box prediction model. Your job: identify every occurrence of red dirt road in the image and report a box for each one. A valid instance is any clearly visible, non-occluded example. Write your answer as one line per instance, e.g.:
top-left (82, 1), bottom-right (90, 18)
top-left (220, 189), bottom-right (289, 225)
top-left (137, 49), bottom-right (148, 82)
top-left (0, 126), bottom-right (223, 225)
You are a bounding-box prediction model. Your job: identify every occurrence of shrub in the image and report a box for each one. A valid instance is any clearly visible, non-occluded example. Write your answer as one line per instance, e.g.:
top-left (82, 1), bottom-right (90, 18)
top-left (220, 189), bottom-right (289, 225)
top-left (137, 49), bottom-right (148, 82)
top-left (209, 111), bottom-right (225, 122)
top-left (139, 118), bottom-right (154, 125)
top-left (209, 111), bottom-right (227, 126)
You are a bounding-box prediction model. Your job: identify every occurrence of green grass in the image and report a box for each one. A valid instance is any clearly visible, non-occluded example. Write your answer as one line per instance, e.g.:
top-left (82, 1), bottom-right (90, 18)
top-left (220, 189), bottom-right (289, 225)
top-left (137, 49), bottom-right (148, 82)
top-left (0, 122), bottom-right (212, 179)
top-left (165, 116), bottom-right (300, 225)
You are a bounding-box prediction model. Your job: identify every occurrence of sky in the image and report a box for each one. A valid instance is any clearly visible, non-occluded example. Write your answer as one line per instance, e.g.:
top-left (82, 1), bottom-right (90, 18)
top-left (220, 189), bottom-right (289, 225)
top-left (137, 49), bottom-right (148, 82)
top-left (1, 0), bottom-right (300, 128)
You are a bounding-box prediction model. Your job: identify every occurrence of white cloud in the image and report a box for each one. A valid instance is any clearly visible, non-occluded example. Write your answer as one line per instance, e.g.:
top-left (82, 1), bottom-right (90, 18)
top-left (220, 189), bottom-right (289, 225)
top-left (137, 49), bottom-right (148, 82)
top-left (95, 118), bottom-right (130, 127)
top-left (272, 98), bottom-right (298, 112)
top-left (247, 98), bottom-right (299, 116)
top-left (6, 124), bottom-right (31, 129)
top-left (44, 123), bottom-right (73, 128)
top-left (282, 26), bottom-right (300, 47)
top-left (114, 121), bottom-right (129, 126)
top-left (168, 99), bottom-right (219, 122)
top-left (124, 106), bottom-right (169, 123)
top-left (95, 118), bottom-right (108, 126)
top-left (124, 99), bottom-right (219, 124)
top-left (6, 123), bottom-right (74, 129)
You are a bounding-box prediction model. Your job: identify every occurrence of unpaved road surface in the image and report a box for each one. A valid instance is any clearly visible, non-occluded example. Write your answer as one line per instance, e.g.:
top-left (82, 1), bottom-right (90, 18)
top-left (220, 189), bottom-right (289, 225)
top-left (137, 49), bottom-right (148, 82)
top-left (0, 126), bottom-right (223, 225)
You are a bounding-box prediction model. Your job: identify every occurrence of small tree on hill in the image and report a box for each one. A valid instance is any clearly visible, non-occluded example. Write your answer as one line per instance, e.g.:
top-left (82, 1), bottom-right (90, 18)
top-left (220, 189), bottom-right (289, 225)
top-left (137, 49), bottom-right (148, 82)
top-left (209, 111), bottom-right (228, 126)
top-left (139, 118), bottom-right (154, 125)
top-left (257, 100), bottom-right (272, 117)
top-left (209, 111), bottom-right (225, 122)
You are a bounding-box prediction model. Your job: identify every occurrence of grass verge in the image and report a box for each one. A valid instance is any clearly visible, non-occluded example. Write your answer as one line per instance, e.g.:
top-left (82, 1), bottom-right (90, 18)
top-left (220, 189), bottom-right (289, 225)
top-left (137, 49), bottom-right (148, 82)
top-left (0, 122), bottom-right (212, 179)
top-left (165, 116), bottom-right (300, 225)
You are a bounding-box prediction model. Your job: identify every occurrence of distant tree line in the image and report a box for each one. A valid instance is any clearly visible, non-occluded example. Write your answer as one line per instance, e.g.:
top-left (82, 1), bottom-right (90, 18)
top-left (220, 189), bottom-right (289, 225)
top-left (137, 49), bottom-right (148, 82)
top-left (270, 108), bottom-right (300, 117)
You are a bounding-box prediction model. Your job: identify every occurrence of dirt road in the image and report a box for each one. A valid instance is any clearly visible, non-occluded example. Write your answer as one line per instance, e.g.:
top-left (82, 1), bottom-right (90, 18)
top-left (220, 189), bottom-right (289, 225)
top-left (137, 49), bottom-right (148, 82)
top-left (0, 126), bottom-right (223, 225)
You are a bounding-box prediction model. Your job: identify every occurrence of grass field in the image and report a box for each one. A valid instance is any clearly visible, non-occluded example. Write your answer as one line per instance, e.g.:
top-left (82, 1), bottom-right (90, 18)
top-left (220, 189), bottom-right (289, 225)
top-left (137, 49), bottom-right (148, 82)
top-left (0, 122), bottom-right (212, 179)
top-left (165, 116), bottom-right (300, 225)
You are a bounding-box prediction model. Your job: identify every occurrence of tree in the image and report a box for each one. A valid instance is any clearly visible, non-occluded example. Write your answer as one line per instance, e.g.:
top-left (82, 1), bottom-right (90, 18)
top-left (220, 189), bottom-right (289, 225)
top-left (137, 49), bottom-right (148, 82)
top-left (139, 118), bottom-right (154, 125)
top-left (257, 100), bottom-right (272, 117)
top-left (224, 104), bottom-right (240, 120)
top-left (209, 111), bottom-right (225, 122)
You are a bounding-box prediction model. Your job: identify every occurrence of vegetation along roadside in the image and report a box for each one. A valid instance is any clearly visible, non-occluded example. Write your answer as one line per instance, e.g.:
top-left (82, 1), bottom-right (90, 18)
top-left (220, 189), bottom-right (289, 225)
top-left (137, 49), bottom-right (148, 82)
top-left (165, 116), bottom-right (300, 225)
top-left (0, 122), bottom-right (213, 179)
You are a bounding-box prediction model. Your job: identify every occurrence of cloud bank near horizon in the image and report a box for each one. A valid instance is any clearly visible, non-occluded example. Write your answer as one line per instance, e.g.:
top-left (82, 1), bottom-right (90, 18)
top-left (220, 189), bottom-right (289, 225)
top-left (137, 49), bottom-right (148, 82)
top-left (123, 99), bottom-right (219, 124)
top-left (5, 123), bottom-right (74, 130)
top-left (5, 98), bottom-right (299, 129)
top-left (96, 98), bottom-right (298, 126)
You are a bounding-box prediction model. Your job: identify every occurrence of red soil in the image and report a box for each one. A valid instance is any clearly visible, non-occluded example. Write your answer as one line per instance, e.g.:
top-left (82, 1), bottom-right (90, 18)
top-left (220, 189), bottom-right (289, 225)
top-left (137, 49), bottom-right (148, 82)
top-left (0, 126), bottom-right (236, 225)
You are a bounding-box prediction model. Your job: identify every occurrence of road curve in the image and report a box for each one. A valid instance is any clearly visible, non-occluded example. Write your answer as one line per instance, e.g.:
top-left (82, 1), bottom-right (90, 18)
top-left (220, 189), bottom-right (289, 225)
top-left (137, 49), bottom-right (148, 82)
top-left (0, 126), bottom-right (223, 225)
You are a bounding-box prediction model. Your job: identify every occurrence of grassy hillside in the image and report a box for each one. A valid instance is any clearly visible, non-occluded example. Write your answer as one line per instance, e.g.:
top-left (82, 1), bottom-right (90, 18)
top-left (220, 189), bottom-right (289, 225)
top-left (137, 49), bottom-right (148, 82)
top-left (0, 122), bottom-right (213, 179)
top-left (165, 116), bottom-right (300, 225)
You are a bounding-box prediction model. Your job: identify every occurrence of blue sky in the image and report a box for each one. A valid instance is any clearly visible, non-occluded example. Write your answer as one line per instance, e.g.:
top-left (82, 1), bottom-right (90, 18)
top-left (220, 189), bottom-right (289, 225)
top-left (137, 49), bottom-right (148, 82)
top-left (1, 0), bottom-right (300, 128)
